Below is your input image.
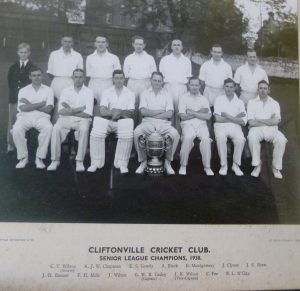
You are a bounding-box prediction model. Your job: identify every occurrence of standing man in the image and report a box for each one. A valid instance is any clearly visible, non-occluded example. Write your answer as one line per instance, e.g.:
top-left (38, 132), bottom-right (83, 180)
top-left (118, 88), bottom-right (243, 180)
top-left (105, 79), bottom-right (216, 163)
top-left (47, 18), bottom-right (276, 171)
top-left (47, 69), bottom-right (94, 172)
top-left (12, 67), bottom-right (53, 169)
top-left (178, 77), bottom-right (214, 176)
top-left (234, 49), bottom-right (269, 106)
top-left (7, 42), bottom-right (35, 153)
top-left (47, 36), bottom-right (83, 122)
top-left (87, 70), bottom-right (135, 174)
top-left (123, 35), bottom-right (157, 125)
top-left (214, 78), bottom-right (246, 176)
top-left (134, 72), bottom-right (180, 175)
top-left (159, 39), bottom-right (192, 132)
top-left (86, 36), bottom-right (121, 114)
top-left (199, 44), bottom-right (232, 108)
top-left (247, 80), bottom-right (287, 179)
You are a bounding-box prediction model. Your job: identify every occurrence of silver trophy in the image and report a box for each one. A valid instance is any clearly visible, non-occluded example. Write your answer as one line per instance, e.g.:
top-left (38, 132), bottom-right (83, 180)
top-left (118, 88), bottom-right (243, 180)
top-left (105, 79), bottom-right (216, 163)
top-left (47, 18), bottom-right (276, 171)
top-left (138, 131), bottom-right (172, 176)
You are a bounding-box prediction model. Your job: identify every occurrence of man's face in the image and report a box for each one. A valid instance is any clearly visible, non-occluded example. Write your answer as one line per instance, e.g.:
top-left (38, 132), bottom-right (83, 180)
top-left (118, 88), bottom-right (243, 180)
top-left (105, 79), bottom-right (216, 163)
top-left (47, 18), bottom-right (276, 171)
top-left (171, 40), bottom-right (183, 54)
top-left (73, 71), bottom-right (85, 87)
top-left (30, 70), bottom-right (43, 86)
top-left (133, 39), bottom-right (145, 53)
top-left (258, 83), bottom-right (270, 99)
top-left (95, 37), bottom-right (108, 52)
top-left (61, 37), bottom-right (73, 50)
top-left (113, 73), bottom-right (125, 88)
top-left (151, 74), bottom-right (163, 90)
top-left (211, 46), bottom-right (222, 61)
top-left (17, 48), bottom-right (30, 61)
top-left (224, 82), bottom-right (236, 96)
top-left (247, 51), bottom-right (258, 66)
top-left (189, 79), bottom-right (201, 95)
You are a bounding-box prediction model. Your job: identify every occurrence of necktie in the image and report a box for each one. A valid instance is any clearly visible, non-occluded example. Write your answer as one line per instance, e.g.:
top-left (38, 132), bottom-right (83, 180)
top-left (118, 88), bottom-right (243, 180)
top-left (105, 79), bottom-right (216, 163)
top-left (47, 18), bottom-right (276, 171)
top-left (21, 62), bottom-right (25, 70)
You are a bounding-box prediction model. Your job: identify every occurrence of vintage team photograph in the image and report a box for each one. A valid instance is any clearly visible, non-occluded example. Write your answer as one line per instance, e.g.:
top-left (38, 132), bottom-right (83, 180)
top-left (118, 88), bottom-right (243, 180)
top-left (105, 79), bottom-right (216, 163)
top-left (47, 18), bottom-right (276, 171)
top-left (0, 0), bottom-right (298, 224)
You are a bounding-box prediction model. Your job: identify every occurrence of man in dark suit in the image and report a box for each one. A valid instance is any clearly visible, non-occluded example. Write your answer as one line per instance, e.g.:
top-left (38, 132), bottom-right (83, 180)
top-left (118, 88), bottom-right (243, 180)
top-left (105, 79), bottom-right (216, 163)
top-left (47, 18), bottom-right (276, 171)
top-left (7, 42), bottom-right (34, 153)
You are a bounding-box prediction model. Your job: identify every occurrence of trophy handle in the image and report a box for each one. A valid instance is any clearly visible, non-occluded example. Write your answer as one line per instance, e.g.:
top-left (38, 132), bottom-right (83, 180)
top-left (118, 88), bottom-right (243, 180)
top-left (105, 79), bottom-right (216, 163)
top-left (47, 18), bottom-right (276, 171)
top-left (165, 135), bottom-right (172, 151)
top-left (138, 134), bottom-right (146, 151)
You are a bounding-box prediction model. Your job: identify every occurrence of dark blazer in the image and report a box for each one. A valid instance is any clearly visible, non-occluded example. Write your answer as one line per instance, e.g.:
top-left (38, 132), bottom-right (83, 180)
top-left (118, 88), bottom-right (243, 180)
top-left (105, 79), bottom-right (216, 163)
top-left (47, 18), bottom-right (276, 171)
top-left (7, 60), bottom-right (34, 104)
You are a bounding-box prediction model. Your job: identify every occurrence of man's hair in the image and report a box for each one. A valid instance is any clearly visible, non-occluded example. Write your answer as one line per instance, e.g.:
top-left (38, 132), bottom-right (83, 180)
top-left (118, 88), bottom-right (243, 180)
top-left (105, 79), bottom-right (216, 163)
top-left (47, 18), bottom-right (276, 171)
top-left (73, 68), bottom-right (84, 75)
top-left (258, 80), bottom-right (269, 87)
top-left (132, 35), bottom-right (145, 44)
top-left (17, 42), bottom-right (31, 52)
top-left (211, 44), bottom-right (222, 50)
top-left (151, 71), bottom-right (164, 79)
top-left (112, 69), bottom-right (125, 78)
top-left (61, 35), bottom-right (73, 39)
top-left (247, 49), bottom-right (257, 55)
top-left (29, 66), bottom-right (42, 74)
top-left (188, 76), bottom-right (200, 84)
top-left (96, 36), bottom-right (108, 42)
top-left (224, 78), bottom-right (236, 86)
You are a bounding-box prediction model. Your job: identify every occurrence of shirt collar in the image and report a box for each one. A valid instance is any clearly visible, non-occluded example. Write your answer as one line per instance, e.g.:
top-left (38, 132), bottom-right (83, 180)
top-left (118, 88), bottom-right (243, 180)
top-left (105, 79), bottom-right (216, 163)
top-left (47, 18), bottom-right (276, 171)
top-left (30, 83), bottom-right (45, 90)
top-left (133, 51), bottom-right (146, 56)
top-left (224, 93), bottom-right (238, 101)
top-left (255, 95), bottom-right (271, 102)
top-left (210, 58), bottom-right (224, 65)
top-left (20, 59), bottom-right (29, 66)
top-left (60, 47), bottom-right (74, 56)
top-left (94, 49), bottom-right (108, 56)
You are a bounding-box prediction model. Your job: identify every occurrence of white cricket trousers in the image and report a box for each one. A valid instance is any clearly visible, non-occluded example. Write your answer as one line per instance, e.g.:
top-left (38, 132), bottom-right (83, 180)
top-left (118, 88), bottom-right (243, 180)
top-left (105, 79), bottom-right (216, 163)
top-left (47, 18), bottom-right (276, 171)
top-left (214, 123), bottom-right (245, 167)
top-left (180, 123), bottom-right (212, 168)
top-left (127, 78), bottom-right (151, 126)
top-left (7, 103), bottom-right (18, 148)
top-left (89, 117), bottom-right (134, 168)
top-left (240, 91), bottom-right (257, 106)
top-left (248, 126), bottom-right (287, 170)
top-left (134, 121), bottom-right (180, 162)
top-left (12, 114), bottom-right (53, 160)
top-left (88, 78), bottom-right (113, 105)
top-left (50, 77), bottom-right (73, 123)
top-left (51, 116), bottom-right (91, 161)
top-left (203, 86), bottom-right (224, 107)
top-left (164, 83), bottom-right (187, 133)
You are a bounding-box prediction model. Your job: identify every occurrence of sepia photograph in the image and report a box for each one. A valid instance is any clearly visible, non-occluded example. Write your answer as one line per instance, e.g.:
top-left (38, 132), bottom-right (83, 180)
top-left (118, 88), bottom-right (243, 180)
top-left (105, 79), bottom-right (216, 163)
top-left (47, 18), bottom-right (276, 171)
top-left (0, 0), bottom-right (299, 289)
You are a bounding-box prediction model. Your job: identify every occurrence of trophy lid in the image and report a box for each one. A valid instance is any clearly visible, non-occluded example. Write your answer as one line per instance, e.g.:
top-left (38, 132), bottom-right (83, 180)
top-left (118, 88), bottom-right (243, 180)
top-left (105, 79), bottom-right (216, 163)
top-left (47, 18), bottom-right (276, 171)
top-left (147, 131), bottom-right (164, 142)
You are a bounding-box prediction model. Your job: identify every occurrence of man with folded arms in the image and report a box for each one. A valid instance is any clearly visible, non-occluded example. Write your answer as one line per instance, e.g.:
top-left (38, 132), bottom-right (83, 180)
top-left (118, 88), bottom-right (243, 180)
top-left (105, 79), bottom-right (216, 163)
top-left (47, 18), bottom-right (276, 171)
top-left (178, 77), bottom-right (214, 176)
top-left (12, 67), bottom-right (53, 169)
top-left (87, 70), bottom-right (135, 174)
top-left (47, 69), bottom-right (94, 172)
top-left (123, 35), bottom-right (157, 125)
top-left (214, 78), bottom-right (247, 176)
top-left (247, 80), bottom-right (287, 179)
top-left (134, 72), bottom-right (180, 175)
top-left (86, 36), bottom-right (121, 113)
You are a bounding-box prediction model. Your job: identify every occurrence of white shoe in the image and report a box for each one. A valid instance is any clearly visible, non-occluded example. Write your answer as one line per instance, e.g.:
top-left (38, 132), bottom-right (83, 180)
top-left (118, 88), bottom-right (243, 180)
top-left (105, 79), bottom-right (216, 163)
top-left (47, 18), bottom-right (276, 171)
top-left (87, 164), bottom-right (98, 173)
top-left (76, 161), bottom-right (85, 172)
top-left (204, 168), bottom-right (214, 176)
top-left (272, 168), bottom-right (283, 179)
top-left (232, 163), bottom-right (243, 176)
top-left (47, 161), bottom-right (60, 171)
top-left (251, 165), bottom-right (261, 177)
top-left (120, 166), bottom-right (129, 174)
top-left (135, 161), bottom-right (147, 174)
top-left (35, 157), bottom-right (46, 169)
top-left (219, 165), bottom-right (228, 176)
top-left (164, 160), bottom-right (175, 175)
top-left (179, 166), bottom-right (186, 175)
top-left (16, 158), bottom-right (28, 169)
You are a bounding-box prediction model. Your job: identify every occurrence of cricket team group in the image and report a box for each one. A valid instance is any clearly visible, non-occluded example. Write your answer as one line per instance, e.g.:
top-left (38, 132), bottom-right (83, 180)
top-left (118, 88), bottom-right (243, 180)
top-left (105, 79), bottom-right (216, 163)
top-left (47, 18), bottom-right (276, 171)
top-left (6, 35), bottom-right (287, 179)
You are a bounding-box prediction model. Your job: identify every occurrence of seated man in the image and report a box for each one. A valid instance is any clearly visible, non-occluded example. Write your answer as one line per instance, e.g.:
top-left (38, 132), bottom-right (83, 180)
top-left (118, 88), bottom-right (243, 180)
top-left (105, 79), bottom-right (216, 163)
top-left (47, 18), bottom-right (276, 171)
top-left (214, 78), bottom-right (247, 176)
top-left (134, 71), bottom-right (180, 175)
top-left (87, 70), bottom-right (135, 174)
top-left (47, 69), bottom-right (94, 172)
top-left (247, 80), bottom-right (287, 179)
top-left (178, 77), bottom-right (214, 176)
top-left (12, 67), bottom-right (53, 169)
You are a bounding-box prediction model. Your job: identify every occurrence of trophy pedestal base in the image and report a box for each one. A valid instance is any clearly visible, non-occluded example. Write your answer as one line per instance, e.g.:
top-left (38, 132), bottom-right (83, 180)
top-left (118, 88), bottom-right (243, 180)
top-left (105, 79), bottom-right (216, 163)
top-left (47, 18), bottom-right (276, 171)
top-left (145, 165), bottom-right (164, 176)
